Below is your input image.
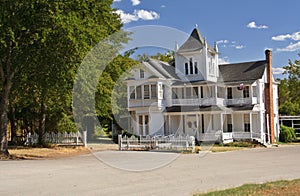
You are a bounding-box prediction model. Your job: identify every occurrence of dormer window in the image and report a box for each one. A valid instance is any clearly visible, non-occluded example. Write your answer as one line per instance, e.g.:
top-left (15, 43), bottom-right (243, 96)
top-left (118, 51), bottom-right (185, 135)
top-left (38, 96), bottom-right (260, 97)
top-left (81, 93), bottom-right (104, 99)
top-left (140, 69), bottom-right (144, 78)
top-left (194, 62), bottom-right (198, 74)
top-left (185, 58), bottom-right (198, 75)
top-left (189, 58), bottom-right (193, 75)
top-left (185, 63), bottom-right (189, 75)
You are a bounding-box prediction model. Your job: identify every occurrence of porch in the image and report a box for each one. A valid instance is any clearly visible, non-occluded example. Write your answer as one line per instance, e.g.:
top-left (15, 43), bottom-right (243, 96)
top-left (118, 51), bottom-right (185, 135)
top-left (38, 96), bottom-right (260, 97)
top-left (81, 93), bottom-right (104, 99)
top-left (163, 111), bottom-right (263, 143)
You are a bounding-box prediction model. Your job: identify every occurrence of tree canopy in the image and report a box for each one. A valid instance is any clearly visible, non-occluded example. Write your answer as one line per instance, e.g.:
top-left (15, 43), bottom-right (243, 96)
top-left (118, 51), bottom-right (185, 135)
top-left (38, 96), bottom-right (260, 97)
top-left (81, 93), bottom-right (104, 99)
top-left (0, 0), bottom-right (134, 154)
top-left (278, 53), bottom-right (300, 115)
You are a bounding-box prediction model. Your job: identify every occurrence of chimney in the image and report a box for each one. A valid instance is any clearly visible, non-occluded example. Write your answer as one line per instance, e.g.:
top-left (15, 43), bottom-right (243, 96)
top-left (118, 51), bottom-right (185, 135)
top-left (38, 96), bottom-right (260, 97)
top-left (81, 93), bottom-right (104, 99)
top-left (265, 50), bottom-right (275, 143)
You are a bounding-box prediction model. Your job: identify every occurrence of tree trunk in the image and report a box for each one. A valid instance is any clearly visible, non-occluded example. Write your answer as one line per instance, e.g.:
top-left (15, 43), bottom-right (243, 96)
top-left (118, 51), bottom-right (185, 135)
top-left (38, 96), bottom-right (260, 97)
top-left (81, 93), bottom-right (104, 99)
top-left (38, 101), bottom-right (47, 146)
top-left (9, 106), bottom-right (17, 145)
top-left (0, 79), bottom-right (12, 156)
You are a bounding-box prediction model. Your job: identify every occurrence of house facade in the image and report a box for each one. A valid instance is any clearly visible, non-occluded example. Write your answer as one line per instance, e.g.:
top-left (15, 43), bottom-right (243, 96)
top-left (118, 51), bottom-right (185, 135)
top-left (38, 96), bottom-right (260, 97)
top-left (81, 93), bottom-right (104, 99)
top-left (126, 27), bottom-right (279, 144)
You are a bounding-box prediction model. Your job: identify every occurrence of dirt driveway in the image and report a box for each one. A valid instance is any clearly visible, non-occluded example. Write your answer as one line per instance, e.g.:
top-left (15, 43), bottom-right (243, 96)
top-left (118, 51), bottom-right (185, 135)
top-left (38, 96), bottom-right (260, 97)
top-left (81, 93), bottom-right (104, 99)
top-left (1, 145), bottom-right (300, 195)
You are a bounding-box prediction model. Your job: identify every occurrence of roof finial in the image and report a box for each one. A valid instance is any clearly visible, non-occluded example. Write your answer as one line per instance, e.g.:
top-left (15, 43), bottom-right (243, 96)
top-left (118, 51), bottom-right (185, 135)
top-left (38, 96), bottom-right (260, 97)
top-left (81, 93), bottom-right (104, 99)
top-left (214, 42), bottom-right (218, 52)
top-left (195, 24), bottom-right (198, 29)
top-left (175, 41), bottom-right (179, 51)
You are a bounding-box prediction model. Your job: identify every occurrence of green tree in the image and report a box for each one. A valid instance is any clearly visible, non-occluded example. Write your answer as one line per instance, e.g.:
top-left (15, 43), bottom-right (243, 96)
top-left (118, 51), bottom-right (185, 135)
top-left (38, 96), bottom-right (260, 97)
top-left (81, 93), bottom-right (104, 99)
top-left (151, 50), bottom-right (175, 62)
top-left (278, 53), bottom-right (300, 115)
top-left (0, 0), bottom-right (124, 154)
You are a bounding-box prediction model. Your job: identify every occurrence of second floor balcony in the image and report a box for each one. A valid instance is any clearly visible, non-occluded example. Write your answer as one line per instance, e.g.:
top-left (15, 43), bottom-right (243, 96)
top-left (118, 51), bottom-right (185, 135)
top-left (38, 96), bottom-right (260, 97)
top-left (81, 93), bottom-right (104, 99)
top-left (128, 83), bottom-right (259, 108)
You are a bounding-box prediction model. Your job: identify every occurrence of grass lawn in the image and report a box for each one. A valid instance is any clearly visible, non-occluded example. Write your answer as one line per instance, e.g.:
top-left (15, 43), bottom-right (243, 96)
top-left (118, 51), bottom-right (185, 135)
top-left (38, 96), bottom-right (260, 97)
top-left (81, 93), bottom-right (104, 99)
top-left (193, 141), bottom-right (263, 153)
top-left (195, 179), bottom-right (300, 196)
top-left (1, 146), bottom-right (90, 160)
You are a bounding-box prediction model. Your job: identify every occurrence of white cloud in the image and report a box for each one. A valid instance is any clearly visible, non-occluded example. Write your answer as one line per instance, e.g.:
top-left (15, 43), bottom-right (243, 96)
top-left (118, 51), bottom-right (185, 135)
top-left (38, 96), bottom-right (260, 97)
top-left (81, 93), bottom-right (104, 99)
top-left (216, 40), bottom-right (229, 44)
top-left (115, 9), bottom-right (160, 24)
top-left (277, 41), bottom-right (300, 52)
top-left (134, 9), bottom-right (160, 20)
top-left (216, 39), bottom-right (245, 50)
top-left (161, 5), bottom-right (166, 8)
top-left (272, 32), bottom-right (300, 41)
top-left (115, 10), bottom-right (138, 24)
top-left (131, 0), bottom-right (140, 6)
top-left (273, 67), bottom-right (285, 75)
top-left (218, 57), bottom-right (230, 64)
top-left (113, 0), bottom-right (122, 2)
top-left (247, 21), bottom-right (268, 29)
top-left (235, 45), bottom-right (245, 49)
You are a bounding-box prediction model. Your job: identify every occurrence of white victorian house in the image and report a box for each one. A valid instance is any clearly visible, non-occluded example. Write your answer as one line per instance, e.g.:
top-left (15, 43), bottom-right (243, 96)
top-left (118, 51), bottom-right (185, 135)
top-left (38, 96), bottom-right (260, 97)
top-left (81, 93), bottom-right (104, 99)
top-left (126, 27), bottom-right (279, 144)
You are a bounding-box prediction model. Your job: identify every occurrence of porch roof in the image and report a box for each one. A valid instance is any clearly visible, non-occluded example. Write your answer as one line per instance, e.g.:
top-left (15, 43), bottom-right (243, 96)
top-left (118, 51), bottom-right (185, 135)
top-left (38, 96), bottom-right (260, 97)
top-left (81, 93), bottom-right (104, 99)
top-left (172, 80), bottom-right (216, 86)
top-left (218, 60), bottom-right (266, 84)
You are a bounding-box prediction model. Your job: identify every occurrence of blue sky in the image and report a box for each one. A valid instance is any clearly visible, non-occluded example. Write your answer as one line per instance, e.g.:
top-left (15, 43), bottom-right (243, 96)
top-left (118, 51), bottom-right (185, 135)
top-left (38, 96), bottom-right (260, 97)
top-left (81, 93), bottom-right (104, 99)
top-left (112, 0), bottom-right (300, 78)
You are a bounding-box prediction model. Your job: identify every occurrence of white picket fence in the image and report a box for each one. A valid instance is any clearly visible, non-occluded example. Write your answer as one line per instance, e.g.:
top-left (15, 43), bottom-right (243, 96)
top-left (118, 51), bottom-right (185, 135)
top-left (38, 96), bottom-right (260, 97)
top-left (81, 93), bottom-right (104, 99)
top-left (118, 135), bottom-right (195, 152)
top-left (25, 131), bottom-right (87, 146)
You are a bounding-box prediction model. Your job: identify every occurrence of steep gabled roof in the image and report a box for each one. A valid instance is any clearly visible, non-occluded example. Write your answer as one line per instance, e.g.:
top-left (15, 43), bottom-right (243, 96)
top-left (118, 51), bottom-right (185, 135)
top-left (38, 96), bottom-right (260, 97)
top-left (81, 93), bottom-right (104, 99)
top-left (218, 60), bottom-right (267, 85)
top-left (141, 58), bottom-right (179, 80)
top-left (177, 28), bottom-right (216, 53)
top-left (177, 28), bottom-right (204, 53)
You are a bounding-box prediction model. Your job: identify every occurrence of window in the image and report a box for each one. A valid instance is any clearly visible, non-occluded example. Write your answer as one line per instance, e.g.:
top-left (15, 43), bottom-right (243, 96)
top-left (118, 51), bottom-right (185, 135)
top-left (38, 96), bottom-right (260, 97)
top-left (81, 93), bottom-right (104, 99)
top-left (189, 58), bottom-right (193, 75)
top-left (172, 88), bottom-right (183, 99)
top-left (194, 62), bottom-right (198, 74)
top-left (130, 86), bottom-right (135, 99)
top-left (144, 85), bottom-right (149, 99)
top-left (185, 63), bottom-right (189, 75)
top-left (201, 114), bottom-right (205, 133)
top-left (151, 84), bottom-right (157, 98)
top-left (211, 115), bottom-right (214, 130)
top-left (200, 86), bottom-right (204, 98)
top-left (192, 87), bottom-right (198, 98)
top-left (244, 114), bottom-right (250, 132)
top-left (186, 87), bottom-right (192, 98)
top-left (140, 69), bottom-right (144, 78)
top-left (226, 114), bottom-right (232, 132)
top-left (136, 86), bottom-right (142, 99)
top-left (139, 115), bottom-right (143, 135)
top-left (172, 89), bottom-right (177, 99)
top-left (243, 86), bottom-right (250, 98)
top-left (252, 86), bottom-right (257, 97)
top-left (209, 58), bottom-right (215, 75)
top-left (145, 115), bottom-right (149, 135)
top-left (227, 87), bottom-right (232, 99)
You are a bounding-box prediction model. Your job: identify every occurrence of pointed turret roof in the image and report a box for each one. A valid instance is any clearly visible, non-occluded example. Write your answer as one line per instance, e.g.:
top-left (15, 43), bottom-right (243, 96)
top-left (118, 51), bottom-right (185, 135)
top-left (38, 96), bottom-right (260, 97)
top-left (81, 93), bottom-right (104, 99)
top-left (177, 27), bottom-right (216, 54)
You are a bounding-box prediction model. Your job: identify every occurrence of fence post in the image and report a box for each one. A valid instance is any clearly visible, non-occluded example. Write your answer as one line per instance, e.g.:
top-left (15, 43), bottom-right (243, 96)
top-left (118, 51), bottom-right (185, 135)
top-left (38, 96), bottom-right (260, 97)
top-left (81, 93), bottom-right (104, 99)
top-left (118, 134), bottom-right (122, 150)
top-left (192, 137), bottom-right (195, 153)
top-left (76, 132), bottom-right (79, 145)
top-left (83, 130), bottom-right (87, 147)
top-left (186, 136), bottom-right (188, 150)
top-left (126, 136), bottom-right (129, 150)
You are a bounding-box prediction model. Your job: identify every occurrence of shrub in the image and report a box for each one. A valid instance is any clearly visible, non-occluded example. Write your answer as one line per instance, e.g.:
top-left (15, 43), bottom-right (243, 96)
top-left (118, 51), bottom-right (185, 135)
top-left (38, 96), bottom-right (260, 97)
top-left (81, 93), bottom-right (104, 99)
top-left (279, 125), bottom-right (296, 143)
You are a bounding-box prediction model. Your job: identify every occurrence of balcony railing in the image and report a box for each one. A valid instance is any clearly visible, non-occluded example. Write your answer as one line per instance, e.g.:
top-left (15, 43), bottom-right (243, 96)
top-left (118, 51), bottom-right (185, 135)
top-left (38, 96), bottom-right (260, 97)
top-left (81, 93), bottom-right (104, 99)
top-left (129, 96), bottom-right (258, 108)
top-left (129, 99), bottom-right (158, 108)
top-left (172, 97), bottom-right (217, 106)
top-left (226, 97), bottom-right (257, 105)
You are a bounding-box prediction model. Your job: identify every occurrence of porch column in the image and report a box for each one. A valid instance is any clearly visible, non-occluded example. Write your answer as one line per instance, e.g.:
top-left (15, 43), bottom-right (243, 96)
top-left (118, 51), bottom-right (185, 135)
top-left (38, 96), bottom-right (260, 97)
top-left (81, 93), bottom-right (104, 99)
top-left (250, 86), bottom-right (253, 98)
top-left (196, 113), bottom-right (199, 139)
top-left (231, 113), bottom-right (234, 133)
top-left (220, 113), bottom-right (224, 132)
top-left (142, 115), bottom-right (145, 136)
top-left (214, 85), bottom-right (218, 99)
top-left (168, 115), bottom-right (171, 135)
top-left (136, 113), bottom-right (139, 135)
top-left (183, 115), bottom-right (186, 134)
top-left (250, 112), bottom-right (253, 139)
